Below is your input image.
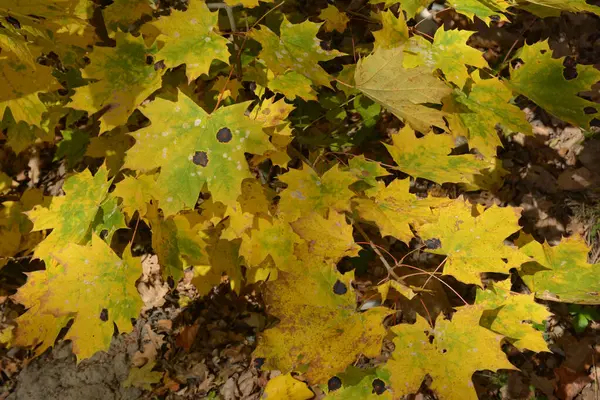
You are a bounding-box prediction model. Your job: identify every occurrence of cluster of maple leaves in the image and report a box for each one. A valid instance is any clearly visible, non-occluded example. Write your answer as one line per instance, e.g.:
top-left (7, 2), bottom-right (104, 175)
top-left (1, 0), bottom-right (600, 398)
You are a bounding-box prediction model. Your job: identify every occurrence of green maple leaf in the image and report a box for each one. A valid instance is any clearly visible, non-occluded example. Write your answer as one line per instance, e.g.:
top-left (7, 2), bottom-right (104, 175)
top-left (385, 126), bottom-right (503, 189)
top-left (323, 366), bottom-right (392, 399)
top-left (382, 306), bottom-right (513, 400)
top-left (507, 41), bottom-right (600, 128)
top-left (355, 46), bottom-right (452, 132)
top-left (447, 0), bottom-right (512, 23)
top-left (250, 16), bottom-right (344, 88)
top-left (404, 28), bottom-right (488, 88)
top-left (268, 71), bottom-right (318, 101)
top-left (69, 32), bottom-right (164, 133)
top-left (124, 90), bottom-right (272, 215)
top-left (515, 0), bottom-right (600, 17)
top-left (446, 72), bottom-right (531, 158)
top-left (13, 236), bottom-right (143, 360)
top-left (476, 280), bottom-right (550, 352)
top-left (148, 0), bottom-right (230, 82)
top-left (27, 166), bottom-right (112, 263)
top-left (91, 195), bottom-right (127, 244)
top-left (517, 234), bottom-right (600, 304)
top-left (0, 55), bottom-right (61, 126)
top-left (417, 200), bottom-right (529, 285)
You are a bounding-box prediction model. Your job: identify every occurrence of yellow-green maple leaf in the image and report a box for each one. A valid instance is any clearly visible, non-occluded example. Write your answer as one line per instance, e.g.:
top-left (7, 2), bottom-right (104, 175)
top-left (347, 155), bottom-right (390, 189)
top-left (372, 10), bottom-right (409, 49)
top-left (515, 0), bottom-right (600, 17)
top-left (324, 366), bottom-right (393, 399)
top-left (399, 0), bottom-right (432, 17)
top-left (69, 32), bottom-right (163, 132)
top-left (382, 306), bottom-right (513, 400)
top-left (148, 1), bottom-right (230, 82)
top-left (417, 200), bottom-right (528, 285)
top-left (146, 205), bottom-right (209, 282)
top-left (446, 72), bottom-right (531, 158)
top-left (240, 217), bottom-right (302, 271)
top-left (517, 234), bottom-right (600, 304)
top-left (404, 28), bottom-right (487, 88)
top-left (250, 16), bottom-right (344, 88)
top-left (319, 5), bottom-right (349, 33)
top-left (447, 0), bottom-right (512, 23)
top-left (353, 179), bottom-right (452, 243)
top-left (112, 173), bottom-right (156, 218)
top-left (103, 0), bottom-right (154, 31)
top-left (355, 45), bottom-right (451, 132)
top-left (268, 71), bottom-right (318, 101)
top-left (13, 236), bottom-right (143, 360)
top-left (191, 239), bottom-right (243, 295)
top-left (291, 211), bottom-right (360, 265)
top-left (0, 0), bottom-right (93, 34)
top-left (476, 280), bottom-right (550, 352)
top-left (277, 164), bottom-right (357, 222)
top-left (507, 41), bottom-right (600, 128)
top-left (124, 91), bottom-right (272, 215)
top-left (27, 166), bottom-right (111, 263)
top-left (0, 55), bottom-right (61, 126)
top-left (385, 126), bottom-right (501, 189)
top-left (254, 260), bottom-right (389, 383)
top-left (123, 362), bottom-right (164, 390)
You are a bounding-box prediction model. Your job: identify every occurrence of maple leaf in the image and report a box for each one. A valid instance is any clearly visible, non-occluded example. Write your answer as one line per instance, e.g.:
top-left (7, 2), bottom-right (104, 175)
top-left (398, 0), bottom-right (433, 17)
top-left (324, 366), bottom-right (393, 399)
top-left (0, 0), bottom-right (93, 33)
top-left (112, 173), bottom-right (156, 218)
top-left (346, 155), bottom-right (390, 189)
top-left (221, 179), bottom-right (274, 240)
top-left (404, 28), bottom-right (487, 88)
top-left (254, 261), bottom-right (389, 383)
top-left (353, 179), bottom-right (452, 243)
top-left (102, 0), bottom-right (154, 31)
top-left (250, 17), bottom-right (344, 88)
top-left (372, 10), bottom-right (409, 49)
top-left (13, 236), bottom-right (143, 359)
top-left (385, 126), bottom-right (502, 189)
top-left (191, 239), bottom-right (243, 296)
top-left (0, 29), bottom-right (36, 69)
top-left (85, 129), bottom-right (135, 176)
top-left (417, 200), bottom-right (528, 285)
top-left (277, 164), bottom-right (357, 222)
top-left (268, 71), bottom-right (318, 101)
top-left (27, 166), bottom-right (111, 263)
top-left (447, 0), bottom-right (511, 23)
top-left (507, 41), bottom-right (600, 128)
top-left (3, 117), bottom-right (55, 155)
top-left (69, 32), bottom-right (164, 132)
top-left (124, 91), bottom-right (271, 215)
top-left (382, 306), bottom-right (513, 400)
top-left (123, 362), bottom-right (164, 390)
top-left (262, 373), bottom-right (313, 400)
top-left (476, 280), bottom-right (550, 352)
top-left (318, 5), bottom-right (349, 33)
top-left (515, 0), bottom-right (600, 17)
top-left (517, 234), bottom-right (600, 304)
top-left (445, 72), bottom-right (531, 158)
top-left (146, 205), bottom-right (209, 282)
top-left (354, 45), bottom-right (451, 132)
top-left (91, 194), bottom-right (127, 244)
top-left (240, 217), bottom-right (302, 271)
top-left (291, 211), bottom-right (360, 265)
top-left (148, 1), bottom-right (230, 82)
top-left (0, 55), bottom-right (61, 126)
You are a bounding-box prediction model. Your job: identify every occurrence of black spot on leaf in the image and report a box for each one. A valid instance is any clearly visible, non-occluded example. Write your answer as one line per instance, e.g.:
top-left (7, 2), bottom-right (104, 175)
top-left (145, 55), bottom-right (154, 65)
top-left (328, 376), bottom-right (342, 391)
top-left (333, 280), bottom-right (347, 295)
top-left (99, 229), bottom-right (109, 240)
top-left (372, 379), bottom-right (386, 395)
top-left (425, 238), bottom-right (442, 249)
top-left (193, 151), bottom-right (209, 167)
top-left (100, 308), bottom-right (109, 322)
top-left (216, 127), bottom-right (233, 143)
top-left (5, 16), bottom-right (20, 29)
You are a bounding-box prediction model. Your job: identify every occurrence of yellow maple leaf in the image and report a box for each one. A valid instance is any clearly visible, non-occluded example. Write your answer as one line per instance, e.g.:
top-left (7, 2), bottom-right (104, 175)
top-left (319, 5), bottom-right (349, 33)
top-left (112, 173), bottom-right (156, 218)
top-left (13, 237), bottom-right (143, 360)
top-left (262, 373), bottom-right (313, 400)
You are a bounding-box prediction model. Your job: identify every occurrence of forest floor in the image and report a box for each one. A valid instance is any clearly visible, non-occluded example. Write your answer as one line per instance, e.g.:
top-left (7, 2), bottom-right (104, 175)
top-left (1, 4), bottom-right (600, 400)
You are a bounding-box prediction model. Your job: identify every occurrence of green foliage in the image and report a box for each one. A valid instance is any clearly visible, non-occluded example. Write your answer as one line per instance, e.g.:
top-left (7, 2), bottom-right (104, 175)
top-left (2, 0), bottom-right (600, 397)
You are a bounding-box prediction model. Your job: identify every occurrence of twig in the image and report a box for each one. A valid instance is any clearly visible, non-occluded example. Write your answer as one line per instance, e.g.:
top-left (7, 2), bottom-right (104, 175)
top-left (353, 221), bottom-right (403, 282)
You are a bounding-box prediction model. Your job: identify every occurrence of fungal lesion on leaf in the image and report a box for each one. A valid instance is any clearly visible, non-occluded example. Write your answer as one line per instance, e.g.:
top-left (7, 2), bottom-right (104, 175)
top-left (192, 151), bottom-right (209, 167)
top-left (216, 127), bottom-right (232, 143)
